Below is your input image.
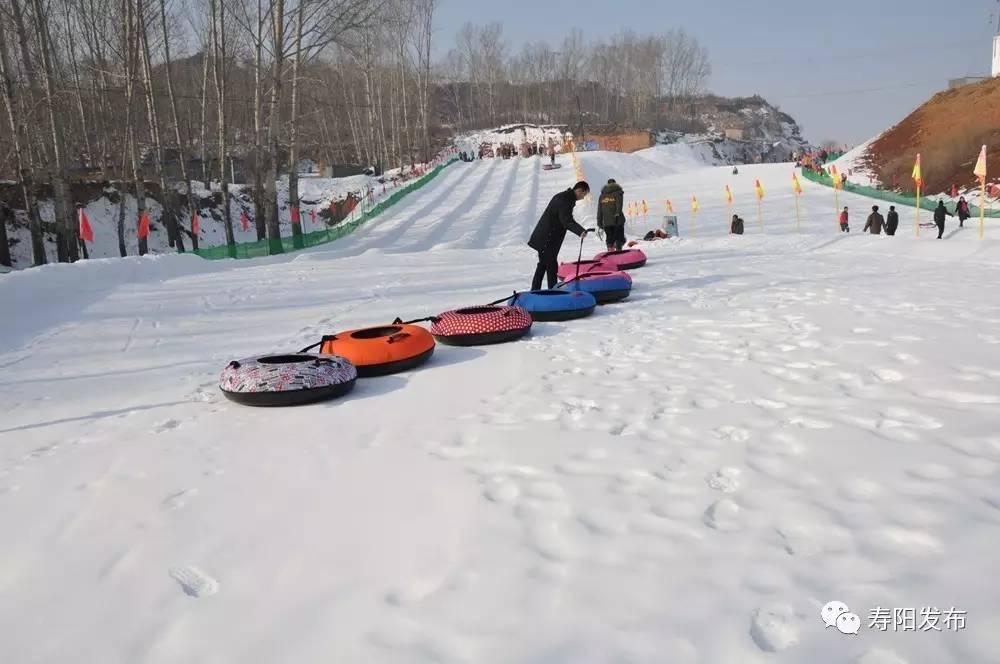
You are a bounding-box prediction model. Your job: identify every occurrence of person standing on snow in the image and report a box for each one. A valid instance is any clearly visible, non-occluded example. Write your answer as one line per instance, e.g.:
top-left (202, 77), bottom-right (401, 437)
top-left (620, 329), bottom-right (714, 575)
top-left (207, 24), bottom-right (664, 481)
top-left (885, 205), bottom-right (899, 236)
top-left (957, 196), bottom-right (971, 227)
top-left (549, 144), bottom-right (557, 167)
top-left (730, 214), bottom-right (745, 235)
top-left (528, 181), bottom-right (591, 290)
top-left (597, 179), bottom-right (626, 251)
top-left (839, 206), bottom-right (850, 232)
top-left (934, 200), bottom-right (952, 239)
top-left (863, 205), bottom-right (885, 234)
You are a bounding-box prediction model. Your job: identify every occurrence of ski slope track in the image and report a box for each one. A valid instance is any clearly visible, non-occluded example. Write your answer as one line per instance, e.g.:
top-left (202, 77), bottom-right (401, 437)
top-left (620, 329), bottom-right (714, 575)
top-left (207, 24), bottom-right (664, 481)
top-left (2, 146), bottom-right (1000, 664)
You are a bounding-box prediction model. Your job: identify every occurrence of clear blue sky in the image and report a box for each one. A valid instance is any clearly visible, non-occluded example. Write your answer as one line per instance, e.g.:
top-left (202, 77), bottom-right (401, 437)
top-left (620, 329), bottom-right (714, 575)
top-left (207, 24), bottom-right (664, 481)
top-left (433, 0), bottom-right (999, 146)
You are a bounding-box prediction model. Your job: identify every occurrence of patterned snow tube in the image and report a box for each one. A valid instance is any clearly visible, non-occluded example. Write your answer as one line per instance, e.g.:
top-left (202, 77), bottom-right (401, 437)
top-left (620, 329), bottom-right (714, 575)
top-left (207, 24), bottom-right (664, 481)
top-left (594, 248), bottom-right (647, 270)
top-left (507, 290), bottom-right (596, 322)
top-left (430, 305), bottom-right (532, 346)
top-left (219, 353), bottom-right (357, 407)
top-left (542, 163), bottom-right (562, 170)
top-left (559, 270), bottom-right (632, 304)
top-left (556, 258), bottom-right (616, 281)
top-left (317, 324), bottom-right (435, 377)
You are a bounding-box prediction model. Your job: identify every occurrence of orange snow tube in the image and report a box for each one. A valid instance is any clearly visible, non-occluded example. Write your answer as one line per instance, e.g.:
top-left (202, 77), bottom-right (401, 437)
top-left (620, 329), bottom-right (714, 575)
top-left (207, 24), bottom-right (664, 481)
top-left (308, 324), bottom-right (435, 377)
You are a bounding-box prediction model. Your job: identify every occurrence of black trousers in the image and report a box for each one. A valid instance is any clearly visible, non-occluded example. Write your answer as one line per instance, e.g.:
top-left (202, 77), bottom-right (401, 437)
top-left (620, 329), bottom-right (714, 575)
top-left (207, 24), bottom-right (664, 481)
top-left (532, 247), bottom-right (559, 290)
top-left (604, 225), bottom-right (625, 251)
top-left (937, 221), bottom-right (945, 239)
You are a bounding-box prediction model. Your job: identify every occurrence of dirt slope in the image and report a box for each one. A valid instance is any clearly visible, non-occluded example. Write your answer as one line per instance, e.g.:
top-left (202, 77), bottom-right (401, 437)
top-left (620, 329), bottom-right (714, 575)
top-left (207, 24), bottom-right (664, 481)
top-left (863, 76), bottom-right (1000, 193)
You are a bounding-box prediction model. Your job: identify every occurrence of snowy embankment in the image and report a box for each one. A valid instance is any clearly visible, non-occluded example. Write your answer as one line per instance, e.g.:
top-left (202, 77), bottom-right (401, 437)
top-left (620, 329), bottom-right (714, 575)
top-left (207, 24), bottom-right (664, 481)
top-left (4, 161), bottom-right (441, 269)
top-left (2, 146), bottom-right (999, 664)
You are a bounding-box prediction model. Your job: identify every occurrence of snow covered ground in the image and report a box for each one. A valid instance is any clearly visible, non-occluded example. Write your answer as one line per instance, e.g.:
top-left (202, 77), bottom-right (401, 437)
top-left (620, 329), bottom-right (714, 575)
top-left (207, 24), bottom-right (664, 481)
top-left (2, 147), bottom-right (1000, 664)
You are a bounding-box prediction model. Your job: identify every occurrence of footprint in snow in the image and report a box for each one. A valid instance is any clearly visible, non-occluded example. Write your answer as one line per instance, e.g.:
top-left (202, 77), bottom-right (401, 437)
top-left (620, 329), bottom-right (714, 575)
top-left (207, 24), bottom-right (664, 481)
top-left (749, 604), bottom-right (802, 653)
top-left (169, 566), bottom-right (219, 597)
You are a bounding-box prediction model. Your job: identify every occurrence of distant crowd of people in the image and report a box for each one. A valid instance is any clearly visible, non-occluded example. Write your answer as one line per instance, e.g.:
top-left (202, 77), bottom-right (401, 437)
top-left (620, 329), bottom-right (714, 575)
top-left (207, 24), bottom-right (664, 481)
top-left (459, 141), bottom-right (559, 162)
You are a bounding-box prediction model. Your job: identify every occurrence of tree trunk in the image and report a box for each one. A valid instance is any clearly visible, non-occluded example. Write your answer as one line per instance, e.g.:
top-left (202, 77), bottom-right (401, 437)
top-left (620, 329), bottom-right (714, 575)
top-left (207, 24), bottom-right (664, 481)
top-left (138, 5), bottom-right (178, 250)
top-left (125, 0), bottom-right (148, 256)
top-left (30, 0), bottom-right (79, 261)
top-left (199, 46), bottom-right (210, 188)
top-left (210, 0), bottom-right (235, 254)
top-left (0, 15), bottom-right (47, 265)
top-left (158, 0), bottom-right (189, 252)
top-left (287, 0), bottom-right (304, 248)
top-left (62, 1), bottom-right (93, 167)
top-left (263, 0), bottom-right (286, 254)
top-left (0, 204), bottom-right (11, 268)
top-left (251, 0), bottom-right (266, 240)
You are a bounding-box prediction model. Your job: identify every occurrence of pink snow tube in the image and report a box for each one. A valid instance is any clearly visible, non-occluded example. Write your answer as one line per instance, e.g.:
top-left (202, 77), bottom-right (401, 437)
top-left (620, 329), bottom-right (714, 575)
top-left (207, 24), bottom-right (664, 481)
top-left (593, 248), bottom-right (647, 270)
top-left (557, 258), bottom-right (615, 281)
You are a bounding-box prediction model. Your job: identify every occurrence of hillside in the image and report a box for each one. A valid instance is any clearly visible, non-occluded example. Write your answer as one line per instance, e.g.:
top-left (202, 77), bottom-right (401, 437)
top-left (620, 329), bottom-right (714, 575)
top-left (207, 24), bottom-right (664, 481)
top-left (852, 77), bottom-right (1000, 194)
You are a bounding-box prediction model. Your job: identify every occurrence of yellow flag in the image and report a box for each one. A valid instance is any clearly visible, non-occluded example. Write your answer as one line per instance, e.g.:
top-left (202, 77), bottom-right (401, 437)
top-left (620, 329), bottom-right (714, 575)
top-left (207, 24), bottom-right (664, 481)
top-left (642, 199), bottom-right (648, 215)
top-left (754, 179), bottom-right (765, 201)
top-left (912, 153), bottom-right (922, 187)
top-left (792, 173), bottom-right (803, 195)
top-left (666, 200), bottom-right (674, 214)
top-left (725, 185), bottom-right (733, 205)
top-left (692, 195), bottom-right (700, 212)
top-left (974, 145), bottom-right (987, 182)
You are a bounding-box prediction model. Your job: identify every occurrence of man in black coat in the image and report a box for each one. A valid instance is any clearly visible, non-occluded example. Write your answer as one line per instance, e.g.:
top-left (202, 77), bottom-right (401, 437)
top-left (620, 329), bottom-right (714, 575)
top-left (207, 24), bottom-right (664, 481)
top-left (933, 200), bottom-right (951, 239)
top-left (528, 181), bottom-right (590, 290)
top-left (885, 205), bottom-right (899, 236)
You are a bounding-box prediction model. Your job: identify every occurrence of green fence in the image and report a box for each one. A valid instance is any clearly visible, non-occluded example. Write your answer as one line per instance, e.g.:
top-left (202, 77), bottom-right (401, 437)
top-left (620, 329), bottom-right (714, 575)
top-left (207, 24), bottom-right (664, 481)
top-left (194, 158), bottom-right (458, 260)
top-left (801, 167), bottom-right (1000, 218)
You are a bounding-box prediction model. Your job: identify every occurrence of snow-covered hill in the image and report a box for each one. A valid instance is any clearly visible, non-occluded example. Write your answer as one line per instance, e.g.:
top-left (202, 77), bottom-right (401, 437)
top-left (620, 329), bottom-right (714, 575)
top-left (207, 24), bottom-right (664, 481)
top-left (2, 149), bottom-right (999, 664)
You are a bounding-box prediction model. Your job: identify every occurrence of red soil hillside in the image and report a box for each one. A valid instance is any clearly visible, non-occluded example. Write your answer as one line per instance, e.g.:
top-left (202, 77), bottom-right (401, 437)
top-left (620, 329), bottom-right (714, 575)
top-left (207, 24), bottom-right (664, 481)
top-left (862, 76), bottom-right (1000, 194)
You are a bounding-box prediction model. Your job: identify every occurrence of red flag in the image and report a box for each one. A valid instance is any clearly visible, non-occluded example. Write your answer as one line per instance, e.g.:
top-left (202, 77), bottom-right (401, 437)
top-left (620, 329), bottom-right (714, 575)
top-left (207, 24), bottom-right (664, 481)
top-left (991, 184), bottom-right (1000, 198)
top-left (950, 184), bottom-right (958, 198)
top-left (290, 205), bottom-right (300, 223)
top-left (240, 210), bottom-right (250, 231)
top-left (191, 210), bottom-right (201, 235)
top-left (78, 208), bottom-right (94, 243)
top-left (138, 211), bottom-right (151, 239)
top-left (309, 209), bottom-right (317, 225)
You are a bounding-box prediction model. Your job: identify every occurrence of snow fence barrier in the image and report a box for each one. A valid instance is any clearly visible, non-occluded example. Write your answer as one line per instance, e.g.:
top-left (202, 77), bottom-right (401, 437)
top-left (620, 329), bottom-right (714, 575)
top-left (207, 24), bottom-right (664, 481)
top-left (193, 158), bottom-right (459, 260)
top-left (800, 167), bottom-right (1000, 218)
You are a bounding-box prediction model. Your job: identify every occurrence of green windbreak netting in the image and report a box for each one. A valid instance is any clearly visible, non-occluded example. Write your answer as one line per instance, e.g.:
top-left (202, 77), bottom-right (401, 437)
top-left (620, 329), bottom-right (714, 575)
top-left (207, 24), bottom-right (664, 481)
top-left (801, 167), bottom-right (1000, 218)
top-left (194, 158), bottom-right (458, 260)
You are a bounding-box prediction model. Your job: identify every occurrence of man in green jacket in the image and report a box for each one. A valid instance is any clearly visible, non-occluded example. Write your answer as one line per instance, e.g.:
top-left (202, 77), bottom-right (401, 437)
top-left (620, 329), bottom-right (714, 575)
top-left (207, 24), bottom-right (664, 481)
top-left (597, 178), bottom-right (626, 251)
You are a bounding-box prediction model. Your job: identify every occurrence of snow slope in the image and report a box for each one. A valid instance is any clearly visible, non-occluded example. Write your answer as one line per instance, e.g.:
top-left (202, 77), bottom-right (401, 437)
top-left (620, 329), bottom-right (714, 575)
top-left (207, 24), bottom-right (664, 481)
top-left (2, 149), bottom-right (1000, 664)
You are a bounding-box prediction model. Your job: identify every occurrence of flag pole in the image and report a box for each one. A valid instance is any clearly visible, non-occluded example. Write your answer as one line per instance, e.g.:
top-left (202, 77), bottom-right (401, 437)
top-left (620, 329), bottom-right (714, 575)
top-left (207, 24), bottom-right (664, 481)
top-left (757, 200), bottom-right (763, 232)
top-left (795, 194), bottom-right (801, 233)
top-left (915, 184), bottom-right (921, 238)
top-left (834, 186), bottom-right (840, 231)
top-left (981, 179), bottom-right (987, 240)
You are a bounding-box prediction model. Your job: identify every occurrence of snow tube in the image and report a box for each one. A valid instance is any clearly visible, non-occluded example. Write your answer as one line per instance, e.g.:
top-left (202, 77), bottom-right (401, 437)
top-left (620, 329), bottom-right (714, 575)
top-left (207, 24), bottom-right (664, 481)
top-left (542, 163), bottom-right (562, 170)
top-left (559, 271), bottom-right (632, 304)
top-left (507, 290), bottom-right (596, 322)
top-left (311, 324), bottom-right (435, 377)
top-left (429, 305), bottom-right (532, 346)
top-left (220, 353), bottom-right (357, 406)
top-left (557, 258), bottom-right (615, 281)
top-left (594, 248), bottom-right (647, 270)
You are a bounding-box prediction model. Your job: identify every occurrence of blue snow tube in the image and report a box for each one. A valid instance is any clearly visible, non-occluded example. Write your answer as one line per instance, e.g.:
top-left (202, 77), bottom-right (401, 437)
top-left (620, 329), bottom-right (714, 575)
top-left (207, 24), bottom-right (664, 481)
top-left (558, 271), bottom-right (632, 304)
top-left (507, 289), bottom-right (597, 322)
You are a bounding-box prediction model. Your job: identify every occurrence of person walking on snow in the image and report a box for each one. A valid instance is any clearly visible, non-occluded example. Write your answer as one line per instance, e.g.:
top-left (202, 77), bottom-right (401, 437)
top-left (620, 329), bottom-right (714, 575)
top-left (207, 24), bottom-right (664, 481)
top-left (934, 200), bottom-right (952, 239)
top-left (839, 206), bottom-right (850, 232)
top-left (957, 196), bottom-right (971, 227)
top-left (863, 205), bottom-right (885, 234)
top-left (549, 144), bottom-right (557, 167)
top-left (528, 181), bottom-right (591, 290)
top-left (885, 205), bottom-right (899, 236)
top-left (730, 214), bottom-right (744, 235)
top-left (597, 179), bottom-right (626, 251)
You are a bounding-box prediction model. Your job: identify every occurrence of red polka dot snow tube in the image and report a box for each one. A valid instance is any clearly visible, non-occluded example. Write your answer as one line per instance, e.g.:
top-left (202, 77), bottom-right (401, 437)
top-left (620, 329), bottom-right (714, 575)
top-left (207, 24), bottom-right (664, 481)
top-left (557, 258), bottom-right (616, 281)
top-left (594, 248), bottom-right (647, 270)
top-left (429, 305), bottom-right (533, 346)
